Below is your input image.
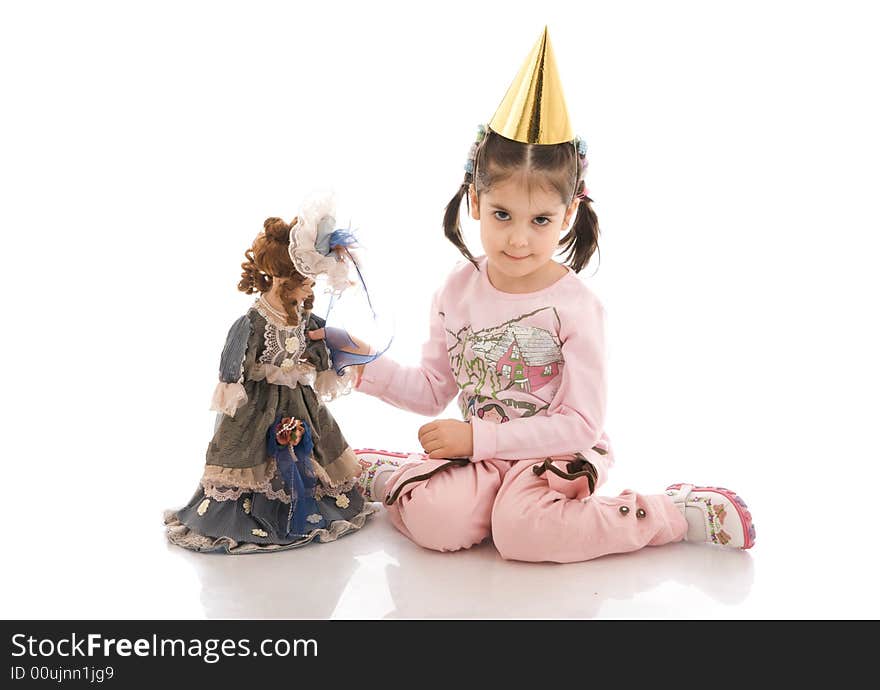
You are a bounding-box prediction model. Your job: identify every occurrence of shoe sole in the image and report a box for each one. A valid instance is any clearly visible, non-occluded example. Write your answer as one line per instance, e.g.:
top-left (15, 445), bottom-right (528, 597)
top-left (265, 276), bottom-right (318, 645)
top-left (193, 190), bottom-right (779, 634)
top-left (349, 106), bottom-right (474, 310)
top-left (354, 448), bottom-right (412, 458)
top-left (666, 483), bottom-right (756, 550)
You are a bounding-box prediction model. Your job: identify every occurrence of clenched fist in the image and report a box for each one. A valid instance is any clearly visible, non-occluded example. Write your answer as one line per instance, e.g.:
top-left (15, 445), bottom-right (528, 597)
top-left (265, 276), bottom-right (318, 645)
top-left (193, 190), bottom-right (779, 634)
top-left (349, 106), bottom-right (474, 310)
top-left (417, 419), bottom-right (473, 459)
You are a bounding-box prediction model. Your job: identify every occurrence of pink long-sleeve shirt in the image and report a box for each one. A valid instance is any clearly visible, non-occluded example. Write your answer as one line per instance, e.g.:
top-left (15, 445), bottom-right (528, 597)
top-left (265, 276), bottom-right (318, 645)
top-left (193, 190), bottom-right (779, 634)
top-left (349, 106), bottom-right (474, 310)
top-left (357, 257), bottom-right (614, 483)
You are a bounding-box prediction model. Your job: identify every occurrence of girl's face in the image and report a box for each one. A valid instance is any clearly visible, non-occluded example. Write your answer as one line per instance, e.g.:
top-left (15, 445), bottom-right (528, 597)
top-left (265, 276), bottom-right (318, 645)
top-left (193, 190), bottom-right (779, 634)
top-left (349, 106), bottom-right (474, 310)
top-left (470, 172), bottom-right (578, 291)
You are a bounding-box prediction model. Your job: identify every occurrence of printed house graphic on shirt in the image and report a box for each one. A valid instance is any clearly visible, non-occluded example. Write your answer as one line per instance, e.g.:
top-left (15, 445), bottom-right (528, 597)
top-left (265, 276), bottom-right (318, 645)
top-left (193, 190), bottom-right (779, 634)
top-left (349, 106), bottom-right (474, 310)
top-left (472, 325), bottom-right (563, 393)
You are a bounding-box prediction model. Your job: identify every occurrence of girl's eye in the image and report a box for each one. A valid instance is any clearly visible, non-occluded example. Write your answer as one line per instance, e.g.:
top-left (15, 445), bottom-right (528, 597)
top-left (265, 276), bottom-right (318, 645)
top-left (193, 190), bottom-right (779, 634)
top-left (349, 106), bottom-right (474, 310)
top-left (493, 211), bottom-right (510, 221)
top-left (533, 217), bottom-right (551, 227)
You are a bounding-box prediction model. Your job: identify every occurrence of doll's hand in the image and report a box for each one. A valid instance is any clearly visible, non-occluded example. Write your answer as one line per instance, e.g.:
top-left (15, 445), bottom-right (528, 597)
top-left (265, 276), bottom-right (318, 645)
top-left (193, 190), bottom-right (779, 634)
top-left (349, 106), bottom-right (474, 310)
top-left (308, 328), bottom-right (326, 341)
top-left (417, 419), bottom-right (473, 459)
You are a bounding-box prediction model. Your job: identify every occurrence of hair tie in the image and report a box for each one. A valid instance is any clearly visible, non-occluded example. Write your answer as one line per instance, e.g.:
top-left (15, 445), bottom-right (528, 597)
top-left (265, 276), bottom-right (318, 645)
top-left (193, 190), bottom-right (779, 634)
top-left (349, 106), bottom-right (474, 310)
top-left (464, 124), bottom-right (487, 175)
top-left (576, 181), bottom-right (591, 201)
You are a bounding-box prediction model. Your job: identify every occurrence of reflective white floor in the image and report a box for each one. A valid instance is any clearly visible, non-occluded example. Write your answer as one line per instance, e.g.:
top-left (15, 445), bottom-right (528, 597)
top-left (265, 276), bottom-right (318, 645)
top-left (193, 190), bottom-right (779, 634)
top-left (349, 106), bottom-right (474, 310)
top-left (4, 480), bottom-right (877, 619)
top-left (166, 510), bottom-right (760, 619)
top-left (5, 363), bottom-right (880, 619)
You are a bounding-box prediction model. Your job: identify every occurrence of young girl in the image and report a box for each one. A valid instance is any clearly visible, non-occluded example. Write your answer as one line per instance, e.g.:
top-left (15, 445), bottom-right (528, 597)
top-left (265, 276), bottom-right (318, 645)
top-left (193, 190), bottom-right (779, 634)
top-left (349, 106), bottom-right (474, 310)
top-left (165, 214), bottom-right (372, 554)
top-left (354, 29), bottom-right (755, 562)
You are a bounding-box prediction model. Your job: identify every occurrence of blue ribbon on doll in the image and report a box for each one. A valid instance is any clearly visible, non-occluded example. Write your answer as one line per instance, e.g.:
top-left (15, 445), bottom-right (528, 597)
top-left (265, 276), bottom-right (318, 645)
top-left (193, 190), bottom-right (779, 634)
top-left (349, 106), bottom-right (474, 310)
top-left (266, 416), bottom-right (326, 537)
top-left (322, 325), bottom-right (391, 374)
top-left (315, 223), bottom-right (393, 375)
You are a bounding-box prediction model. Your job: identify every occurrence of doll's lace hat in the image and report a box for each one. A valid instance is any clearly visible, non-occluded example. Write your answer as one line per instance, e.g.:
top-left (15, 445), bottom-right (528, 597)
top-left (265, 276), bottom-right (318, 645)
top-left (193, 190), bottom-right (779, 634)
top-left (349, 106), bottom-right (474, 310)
top-left (288, 192), bottom-right (356, 295)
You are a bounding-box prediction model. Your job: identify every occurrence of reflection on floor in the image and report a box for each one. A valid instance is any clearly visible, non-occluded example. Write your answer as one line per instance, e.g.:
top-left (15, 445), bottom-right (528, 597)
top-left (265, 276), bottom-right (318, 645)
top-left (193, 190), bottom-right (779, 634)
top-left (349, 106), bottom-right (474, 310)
top-left (172, 507), bottom-right (755, 619)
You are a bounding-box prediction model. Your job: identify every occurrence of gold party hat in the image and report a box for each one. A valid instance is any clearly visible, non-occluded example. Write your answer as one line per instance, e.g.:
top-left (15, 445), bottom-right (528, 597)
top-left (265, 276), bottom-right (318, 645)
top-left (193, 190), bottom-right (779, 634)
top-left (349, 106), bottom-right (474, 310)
top-left (489, 27), bottom-right (573, 145)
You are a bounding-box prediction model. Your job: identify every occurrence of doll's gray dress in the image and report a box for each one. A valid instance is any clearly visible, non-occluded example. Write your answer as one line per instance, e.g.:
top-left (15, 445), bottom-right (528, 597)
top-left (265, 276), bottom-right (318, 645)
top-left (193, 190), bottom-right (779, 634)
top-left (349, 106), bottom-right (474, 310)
top-left (164, 300), bottom-right (371, 554)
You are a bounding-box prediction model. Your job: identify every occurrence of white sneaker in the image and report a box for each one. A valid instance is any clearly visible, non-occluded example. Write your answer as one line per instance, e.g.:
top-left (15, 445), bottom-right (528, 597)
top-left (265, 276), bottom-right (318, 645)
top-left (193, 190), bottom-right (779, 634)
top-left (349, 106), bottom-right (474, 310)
top-left (354, 449), bottom-right (410, 502)
top-left (665, 483), bottom-right (756, 549)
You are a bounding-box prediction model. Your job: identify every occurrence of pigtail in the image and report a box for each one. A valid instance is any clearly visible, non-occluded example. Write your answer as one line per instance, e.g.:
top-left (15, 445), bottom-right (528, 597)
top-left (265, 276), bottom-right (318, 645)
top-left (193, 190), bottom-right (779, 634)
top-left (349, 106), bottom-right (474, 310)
top-left (443, 177), bottom-right (479, 269)
top-left (559, 188), bottom-right (600, 274)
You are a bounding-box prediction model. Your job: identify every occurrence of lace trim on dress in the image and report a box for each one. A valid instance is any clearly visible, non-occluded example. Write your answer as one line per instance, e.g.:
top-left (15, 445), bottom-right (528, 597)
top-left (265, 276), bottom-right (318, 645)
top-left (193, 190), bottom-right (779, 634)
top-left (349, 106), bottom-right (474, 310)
top-left (201, 482), bottom-right (292, 504)
top-left (200, 460), bottom-right (291, 504)
top-left (210, 382), bottom-right (248, 416)
top-left (313, 476), bottom-right (359, 500)
top-left (202, 461), bottom-right (276, 489)
top-left (252, 299), bottom-right (308, 370)
top-left (249, 361), bottom-right (317, 390)
top-left (314, 368), bottom-right (354, 402)
top-left (163, 504), bottom-right (378, 554)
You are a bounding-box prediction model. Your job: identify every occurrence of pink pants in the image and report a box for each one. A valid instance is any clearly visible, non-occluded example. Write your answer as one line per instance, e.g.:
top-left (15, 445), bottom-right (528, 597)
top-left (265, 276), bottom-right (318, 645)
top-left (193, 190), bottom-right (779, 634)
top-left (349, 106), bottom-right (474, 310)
top-left (381, 451), bottom-right (688, 563)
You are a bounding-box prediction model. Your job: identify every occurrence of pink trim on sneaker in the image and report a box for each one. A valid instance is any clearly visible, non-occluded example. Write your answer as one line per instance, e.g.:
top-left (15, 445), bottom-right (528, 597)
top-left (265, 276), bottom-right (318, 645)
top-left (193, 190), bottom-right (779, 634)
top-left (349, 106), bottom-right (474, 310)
top-left (354, 449), bottom-right (423, 502)
top-left (666, 483), bottom-right (756, 550)
top-left (353, 448), bottom-right (412, 458)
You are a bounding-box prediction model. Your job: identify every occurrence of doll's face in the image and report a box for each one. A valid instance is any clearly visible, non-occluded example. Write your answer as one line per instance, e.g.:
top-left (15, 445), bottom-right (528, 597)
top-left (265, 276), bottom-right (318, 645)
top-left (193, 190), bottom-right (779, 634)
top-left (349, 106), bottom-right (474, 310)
top-left (277, 277), bottom-right (315, 305)
top-left (470, 173), bottom-right (577, 289)
top-left (290, 278), bottom-right (315, 304)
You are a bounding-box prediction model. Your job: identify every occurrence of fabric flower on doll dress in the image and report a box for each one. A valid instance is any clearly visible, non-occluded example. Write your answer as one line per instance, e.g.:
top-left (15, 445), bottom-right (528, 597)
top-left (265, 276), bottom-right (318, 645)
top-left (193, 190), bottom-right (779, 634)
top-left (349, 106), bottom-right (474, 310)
top-left (274, 417), bottom-right (304, 447)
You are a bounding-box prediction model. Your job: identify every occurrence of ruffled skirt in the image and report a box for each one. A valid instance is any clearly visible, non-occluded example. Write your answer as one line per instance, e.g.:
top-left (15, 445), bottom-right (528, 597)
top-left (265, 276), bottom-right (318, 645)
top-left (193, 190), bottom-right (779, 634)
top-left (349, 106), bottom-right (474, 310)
top-left (165, 377), bottom-right (373, 554)
top-left (164, 477), bottom-right (374, 555)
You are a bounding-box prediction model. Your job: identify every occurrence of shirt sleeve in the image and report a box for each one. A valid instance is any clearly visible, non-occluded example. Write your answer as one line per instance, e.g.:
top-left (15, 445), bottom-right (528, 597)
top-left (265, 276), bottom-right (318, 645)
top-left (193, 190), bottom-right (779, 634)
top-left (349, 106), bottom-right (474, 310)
top-left (210, 314), bottom-right (252, 417)
top-left (357, 289), bottom-right (460, 417)
top-left (470, 298), bottom-right (607, 461)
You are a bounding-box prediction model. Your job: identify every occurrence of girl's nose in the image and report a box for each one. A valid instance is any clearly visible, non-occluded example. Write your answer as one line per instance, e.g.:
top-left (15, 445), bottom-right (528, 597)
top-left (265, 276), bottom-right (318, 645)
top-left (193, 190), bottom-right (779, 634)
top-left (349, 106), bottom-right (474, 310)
top-left (508, 227), bottom-right (529, 247)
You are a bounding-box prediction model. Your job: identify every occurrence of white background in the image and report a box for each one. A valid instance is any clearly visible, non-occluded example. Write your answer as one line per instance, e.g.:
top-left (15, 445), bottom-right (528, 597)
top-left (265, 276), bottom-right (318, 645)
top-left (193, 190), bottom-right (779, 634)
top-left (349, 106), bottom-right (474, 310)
top-left (1, 0), bottom-right (878, 618)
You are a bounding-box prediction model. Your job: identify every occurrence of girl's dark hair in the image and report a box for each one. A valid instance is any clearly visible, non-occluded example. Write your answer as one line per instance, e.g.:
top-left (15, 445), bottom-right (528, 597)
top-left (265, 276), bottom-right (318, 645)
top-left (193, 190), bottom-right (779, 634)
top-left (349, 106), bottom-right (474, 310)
top-left (238, 217), bottom-right (314, 326)
top-left (443, 129), bottom-right (600, 273)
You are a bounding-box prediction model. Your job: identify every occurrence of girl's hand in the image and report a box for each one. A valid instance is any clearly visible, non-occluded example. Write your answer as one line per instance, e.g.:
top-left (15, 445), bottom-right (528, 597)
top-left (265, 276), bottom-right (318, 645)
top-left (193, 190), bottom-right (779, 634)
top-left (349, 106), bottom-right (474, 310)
top-left (345, 333), bottom-right (371, 389)
top-left (308, 328), bottom-right (326, 341)
top-left (351, 364), bottom-right (365, 388)
top-left (417, 419), bottom-right (473, 459)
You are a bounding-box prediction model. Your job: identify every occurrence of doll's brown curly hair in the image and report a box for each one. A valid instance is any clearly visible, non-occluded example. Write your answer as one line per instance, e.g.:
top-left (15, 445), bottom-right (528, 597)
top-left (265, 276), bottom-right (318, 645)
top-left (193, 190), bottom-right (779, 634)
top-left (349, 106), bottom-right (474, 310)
top-left (238, 217), bottom-right (314, 326)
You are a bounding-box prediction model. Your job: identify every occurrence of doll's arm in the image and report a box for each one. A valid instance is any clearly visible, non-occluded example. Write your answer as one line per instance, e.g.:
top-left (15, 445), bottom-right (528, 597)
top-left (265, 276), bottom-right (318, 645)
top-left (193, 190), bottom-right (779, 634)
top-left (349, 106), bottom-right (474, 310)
top-left (302, 313), bottom-right (360, 401)
top-left (210, 314), bottom-right (252, 417)
top-left (301, 314), bottom-right (331, 371)
top-left (357, 290), bottom-right (459, 416)
top-left (470, 299), bottom-right (608, 463)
